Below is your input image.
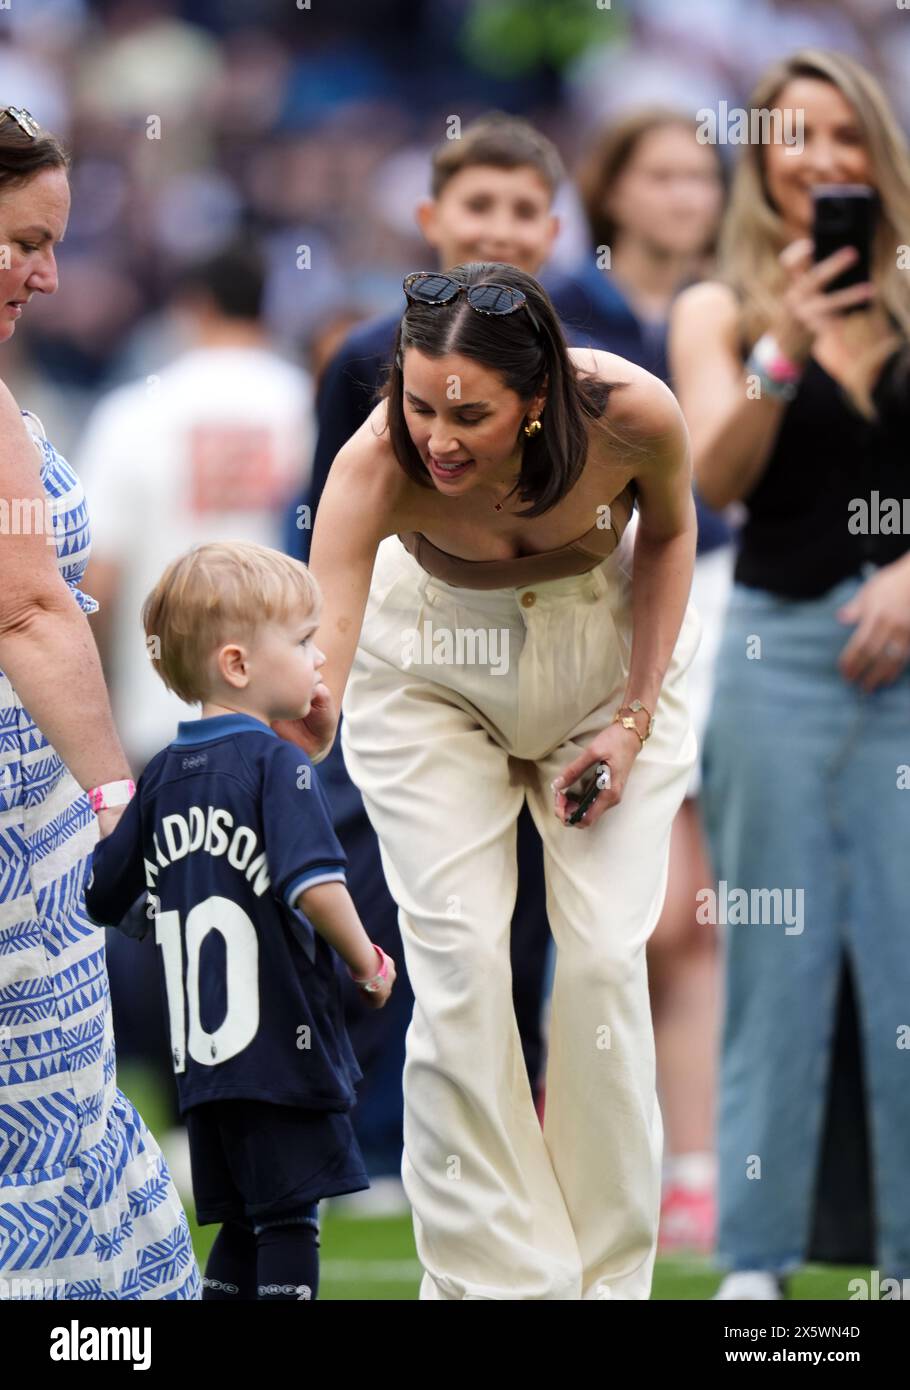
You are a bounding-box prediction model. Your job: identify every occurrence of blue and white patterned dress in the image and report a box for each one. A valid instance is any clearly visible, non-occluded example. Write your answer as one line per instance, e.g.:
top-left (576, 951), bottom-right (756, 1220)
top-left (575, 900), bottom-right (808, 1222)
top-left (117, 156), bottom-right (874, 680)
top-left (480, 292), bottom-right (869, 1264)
top-left (0, 410), bottom-right (200, 1300)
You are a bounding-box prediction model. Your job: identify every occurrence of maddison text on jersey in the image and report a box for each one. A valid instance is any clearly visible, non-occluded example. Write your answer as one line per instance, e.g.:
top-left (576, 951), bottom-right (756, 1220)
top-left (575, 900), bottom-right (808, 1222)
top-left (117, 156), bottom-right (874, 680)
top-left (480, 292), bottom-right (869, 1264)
top-left (144, 805), bottom-right (272, 897)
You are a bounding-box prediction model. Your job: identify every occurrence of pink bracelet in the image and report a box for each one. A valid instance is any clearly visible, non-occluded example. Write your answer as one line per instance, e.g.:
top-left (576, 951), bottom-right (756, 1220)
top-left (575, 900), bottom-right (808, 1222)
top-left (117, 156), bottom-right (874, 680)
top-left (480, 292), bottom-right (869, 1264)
top-left (765, 353), bottom-right (803, 384)
top-left (751, 332), bottom-right (804, 384)
top-left (348, 944), bottom-right (388, 992)
top-left (88, 779), bottom-right (136, 813)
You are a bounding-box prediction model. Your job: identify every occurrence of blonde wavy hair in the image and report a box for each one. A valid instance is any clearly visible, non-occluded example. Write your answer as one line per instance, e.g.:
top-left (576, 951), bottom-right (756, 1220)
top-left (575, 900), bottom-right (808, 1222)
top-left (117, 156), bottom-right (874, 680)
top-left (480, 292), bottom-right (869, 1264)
top-left (719, 49), bottom-right (910, 413)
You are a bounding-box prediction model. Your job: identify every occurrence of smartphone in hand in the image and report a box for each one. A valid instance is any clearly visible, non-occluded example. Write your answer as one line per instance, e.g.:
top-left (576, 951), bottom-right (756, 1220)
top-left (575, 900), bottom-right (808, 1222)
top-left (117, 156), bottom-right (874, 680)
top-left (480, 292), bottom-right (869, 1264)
top-left (565, 762), bottom-right (610, 826)
top-left (812, 184), bottom-right (876, 313)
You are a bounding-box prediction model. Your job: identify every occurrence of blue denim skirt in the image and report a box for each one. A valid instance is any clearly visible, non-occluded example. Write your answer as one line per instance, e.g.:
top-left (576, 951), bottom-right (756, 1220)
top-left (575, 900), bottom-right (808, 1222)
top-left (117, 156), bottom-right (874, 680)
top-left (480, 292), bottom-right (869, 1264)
top-left (701, 570), bottom-right (910, 1278)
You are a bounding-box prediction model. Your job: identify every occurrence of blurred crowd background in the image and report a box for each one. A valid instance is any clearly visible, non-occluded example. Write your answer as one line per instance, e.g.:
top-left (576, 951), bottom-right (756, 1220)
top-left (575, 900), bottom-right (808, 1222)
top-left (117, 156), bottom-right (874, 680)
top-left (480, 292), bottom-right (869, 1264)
top-left (4, 0), bottom-right (910, 446)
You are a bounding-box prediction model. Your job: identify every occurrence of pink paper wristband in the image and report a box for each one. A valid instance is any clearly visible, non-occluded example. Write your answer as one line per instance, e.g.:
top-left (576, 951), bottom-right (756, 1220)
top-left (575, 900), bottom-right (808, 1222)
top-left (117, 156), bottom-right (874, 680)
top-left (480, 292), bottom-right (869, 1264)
top-left (88, 779), bottom-right (136, 813)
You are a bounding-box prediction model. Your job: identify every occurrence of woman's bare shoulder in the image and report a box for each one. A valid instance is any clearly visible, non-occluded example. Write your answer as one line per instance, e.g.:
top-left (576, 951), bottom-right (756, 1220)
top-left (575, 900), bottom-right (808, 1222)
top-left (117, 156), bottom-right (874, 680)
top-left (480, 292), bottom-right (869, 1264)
top-left (670, 280), bottom-right (741, 337)
top-left (323, 397), bottom-right (417, 538)
top-left (568, 345), bottom-right (681, 443)
top-left (0, 374), bottom-right (26, 427)
top-left (567, 344), bottom-right (643, 386)
top-left (0, 377), bottom-right (44, 472)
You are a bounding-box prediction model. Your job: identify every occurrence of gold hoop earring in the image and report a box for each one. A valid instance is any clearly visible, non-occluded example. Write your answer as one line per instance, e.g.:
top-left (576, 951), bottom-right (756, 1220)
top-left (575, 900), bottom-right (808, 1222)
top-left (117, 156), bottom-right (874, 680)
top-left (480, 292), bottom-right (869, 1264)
top-left (523, 417), bottom-right (542, 438)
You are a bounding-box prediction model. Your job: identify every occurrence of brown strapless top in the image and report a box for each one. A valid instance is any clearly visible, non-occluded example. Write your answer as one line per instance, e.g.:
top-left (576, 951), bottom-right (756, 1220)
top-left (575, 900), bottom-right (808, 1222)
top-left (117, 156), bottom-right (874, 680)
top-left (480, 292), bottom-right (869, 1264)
top-left (397, 481), bottom-right (637, 590)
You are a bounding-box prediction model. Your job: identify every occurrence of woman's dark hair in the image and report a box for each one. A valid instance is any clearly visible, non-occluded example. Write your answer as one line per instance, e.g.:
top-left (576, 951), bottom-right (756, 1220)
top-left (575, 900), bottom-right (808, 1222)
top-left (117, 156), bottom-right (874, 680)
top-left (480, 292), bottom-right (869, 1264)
top-left (0, 110), bottom-right (70, 192)
top-left (382, 261), bottom-right (626, 518)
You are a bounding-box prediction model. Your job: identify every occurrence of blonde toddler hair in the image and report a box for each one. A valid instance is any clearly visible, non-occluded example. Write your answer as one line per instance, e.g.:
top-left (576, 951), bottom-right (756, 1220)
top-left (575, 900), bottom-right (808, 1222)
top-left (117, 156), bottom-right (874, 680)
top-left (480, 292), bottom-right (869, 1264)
top-left (142, 540), bottom-right (320, 704)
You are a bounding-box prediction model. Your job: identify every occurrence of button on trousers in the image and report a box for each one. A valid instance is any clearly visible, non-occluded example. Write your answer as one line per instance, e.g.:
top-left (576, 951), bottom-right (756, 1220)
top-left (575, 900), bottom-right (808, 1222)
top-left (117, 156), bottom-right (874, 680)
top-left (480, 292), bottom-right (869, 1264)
top-left (340, 528), bottom-right (702, 1298)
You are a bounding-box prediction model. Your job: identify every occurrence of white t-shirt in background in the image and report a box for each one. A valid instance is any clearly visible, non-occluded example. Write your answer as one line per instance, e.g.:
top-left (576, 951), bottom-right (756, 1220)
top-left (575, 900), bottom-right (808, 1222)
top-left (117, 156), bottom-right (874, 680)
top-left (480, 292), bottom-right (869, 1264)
top-left (75, 345), bottom-right (314, 768)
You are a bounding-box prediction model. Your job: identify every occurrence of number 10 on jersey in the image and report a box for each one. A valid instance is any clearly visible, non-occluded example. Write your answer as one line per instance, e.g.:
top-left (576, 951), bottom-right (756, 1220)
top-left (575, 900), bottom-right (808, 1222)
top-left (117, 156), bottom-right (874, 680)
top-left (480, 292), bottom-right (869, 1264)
top-left (154, 895), bottom-right (260, 1070)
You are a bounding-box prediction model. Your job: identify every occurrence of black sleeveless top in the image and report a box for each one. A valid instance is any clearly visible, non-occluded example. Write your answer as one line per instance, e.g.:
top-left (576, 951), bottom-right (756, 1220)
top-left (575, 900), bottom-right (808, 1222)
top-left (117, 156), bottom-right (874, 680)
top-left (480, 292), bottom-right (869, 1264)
top-left (735, 344), bottom-right (910, 598)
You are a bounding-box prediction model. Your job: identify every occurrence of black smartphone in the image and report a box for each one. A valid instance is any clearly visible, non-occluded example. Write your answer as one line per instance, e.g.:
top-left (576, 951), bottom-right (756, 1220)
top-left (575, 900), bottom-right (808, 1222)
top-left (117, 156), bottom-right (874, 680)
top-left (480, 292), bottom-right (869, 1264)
top-left (565, 762), bottom-right (610, 826)
top-left (811, 184), bottom-right (876, 313)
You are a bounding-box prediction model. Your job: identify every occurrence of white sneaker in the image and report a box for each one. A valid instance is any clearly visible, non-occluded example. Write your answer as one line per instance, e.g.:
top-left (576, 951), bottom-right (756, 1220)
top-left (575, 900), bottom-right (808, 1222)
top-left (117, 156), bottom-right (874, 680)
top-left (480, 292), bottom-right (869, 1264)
top-left (713, 1271), bottom-right (785, 1300)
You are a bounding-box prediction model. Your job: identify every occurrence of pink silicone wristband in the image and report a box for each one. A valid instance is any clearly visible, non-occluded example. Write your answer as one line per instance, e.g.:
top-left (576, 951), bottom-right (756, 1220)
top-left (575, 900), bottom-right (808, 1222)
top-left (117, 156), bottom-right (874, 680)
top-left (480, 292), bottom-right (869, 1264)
top-left (349, 944), bottom-right (387, 984)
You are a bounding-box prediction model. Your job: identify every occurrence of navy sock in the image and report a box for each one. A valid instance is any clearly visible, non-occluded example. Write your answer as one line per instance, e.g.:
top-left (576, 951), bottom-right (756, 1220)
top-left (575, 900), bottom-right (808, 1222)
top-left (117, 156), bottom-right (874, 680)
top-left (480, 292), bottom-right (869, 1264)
top-left (256, 1221), bottom-right (320, 1301)
top-left (202, 1220), bottom-right (257, 1300)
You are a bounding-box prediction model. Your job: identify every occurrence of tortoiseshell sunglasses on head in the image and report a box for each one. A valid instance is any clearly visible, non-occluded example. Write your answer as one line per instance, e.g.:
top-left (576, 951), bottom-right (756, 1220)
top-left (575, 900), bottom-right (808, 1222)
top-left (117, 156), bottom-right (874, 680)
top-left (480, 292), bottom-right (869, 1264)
top-left (1, 107), bottom-right (40, 139)
top-left (403, 271), bottom-right (540, 331)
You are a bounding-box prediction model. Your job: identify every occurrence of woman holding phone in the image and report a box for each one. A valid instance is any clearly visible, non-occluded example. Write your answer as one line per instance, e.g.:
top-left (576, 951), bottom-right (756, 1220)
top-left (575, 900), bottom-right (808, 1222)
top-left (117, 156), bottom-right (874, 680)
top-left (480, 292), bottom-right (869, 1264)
top-left (282, 260), bottom-right (703, 1299)
top-left (670, 49), bottom-right (910, 1299)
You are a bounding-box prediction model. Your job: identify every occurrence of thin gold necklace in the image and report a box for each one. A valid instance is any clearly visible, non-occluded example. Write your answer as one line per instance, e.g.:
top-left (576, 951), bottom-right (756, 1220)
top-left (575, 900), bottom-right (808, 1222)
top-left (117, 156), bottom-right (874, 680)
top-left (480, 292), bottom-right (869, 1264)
top-left (492, 466), bottom-right (521, 512)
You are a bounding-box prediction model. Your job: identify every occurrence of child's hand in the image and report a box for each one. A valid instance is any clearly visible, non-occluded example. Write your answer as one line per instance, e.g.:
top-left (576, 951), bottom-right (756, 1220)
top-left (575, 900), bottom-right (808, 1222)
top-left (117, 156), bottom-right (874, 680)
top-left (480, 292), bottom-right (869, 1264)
top-left (272, 678), bottom-right (337, 760)
top-left (362, 953), bottom-right (396, 1010)
top-left (358, 956), bottom-right (394, 1011)
top-left (350, 947), bottom-right (397, 1009)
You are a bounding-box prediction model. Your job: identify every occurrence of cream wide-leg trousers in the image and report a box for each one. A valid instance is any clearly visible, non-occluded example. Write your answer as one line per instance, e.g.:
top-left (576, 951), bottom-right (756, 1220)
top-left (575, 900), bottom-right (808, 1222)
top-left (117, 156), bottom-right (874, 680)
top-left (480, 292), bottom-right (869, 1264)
top-left (340, 523), bottom-right (702, 1299)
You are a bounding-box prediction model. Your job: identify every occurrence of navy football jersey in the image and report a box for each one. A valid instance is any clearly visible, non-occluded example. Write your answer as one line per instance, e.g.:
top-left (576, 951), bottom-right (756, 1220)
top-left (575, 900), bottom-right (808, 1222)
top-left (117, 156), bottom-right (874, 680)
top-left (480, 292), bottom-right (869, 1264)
top-left (85, 714), bottom-right (363, 1115)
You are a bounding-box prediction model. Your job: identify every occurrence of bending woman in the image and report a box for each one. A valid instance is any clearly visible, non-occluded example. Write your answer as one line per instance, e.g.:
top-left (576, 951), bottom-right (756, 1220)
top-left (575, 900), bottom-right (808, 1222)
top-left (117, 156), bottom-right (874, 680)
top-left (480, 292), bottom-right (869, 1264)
top-left (285, 261), bottom-right (702, 1300)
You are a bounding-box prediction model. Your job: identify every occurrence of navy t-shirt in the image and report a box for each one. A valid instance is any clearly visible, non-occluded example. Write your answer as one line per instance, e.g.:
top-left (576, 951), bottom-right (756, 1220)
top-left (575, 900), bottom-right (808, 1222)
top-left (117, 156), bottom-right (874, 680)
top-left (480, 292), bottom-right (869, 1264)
top-left (85, 713), bottom-right (362, 1116)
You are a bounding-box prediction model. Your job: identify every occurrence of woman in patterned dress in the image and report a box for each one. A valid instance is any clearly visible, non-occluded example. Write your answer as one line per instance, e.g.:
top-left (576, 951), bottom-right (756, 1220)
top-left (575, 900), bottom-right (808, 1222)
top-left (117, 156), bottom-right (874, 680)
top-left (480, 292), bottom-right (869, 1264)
top-left (0, 108), bottom-right (200, 1299)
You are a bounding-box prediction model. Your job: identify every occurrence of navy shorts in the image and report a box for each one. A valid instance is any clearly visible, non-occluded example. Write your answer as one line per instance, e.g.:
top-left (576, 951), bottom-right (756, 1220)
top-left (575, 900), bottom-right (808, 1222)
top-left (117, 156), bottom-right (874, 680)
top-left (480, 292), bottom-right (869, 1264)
top-left (185, 1099), bottom-right (370, 1233)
